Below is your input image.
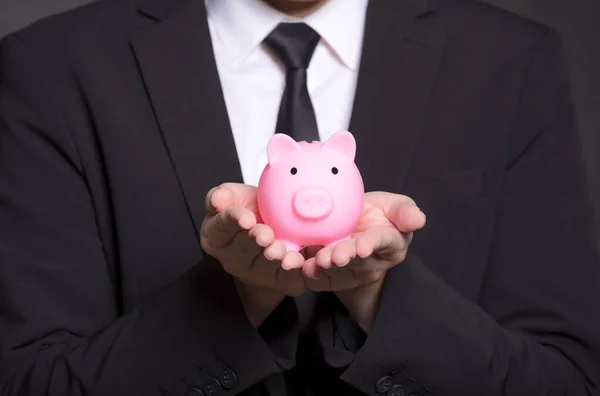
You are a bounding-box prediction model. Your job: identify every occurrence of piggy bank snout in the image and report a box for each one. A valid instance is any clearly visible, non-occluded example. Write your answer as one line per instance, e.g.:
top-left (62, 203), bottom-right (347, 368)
top-left (293, 187), bottom-right (333, 220)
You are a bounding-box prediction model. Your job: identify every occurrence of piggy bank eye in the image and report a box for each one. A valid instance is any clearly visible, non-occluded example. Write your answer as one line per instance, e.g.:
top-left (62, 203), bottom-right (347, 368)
top-left (290, 167), bottom-right (298, 175)
top-left (331, 167), bottom-right (338, 175)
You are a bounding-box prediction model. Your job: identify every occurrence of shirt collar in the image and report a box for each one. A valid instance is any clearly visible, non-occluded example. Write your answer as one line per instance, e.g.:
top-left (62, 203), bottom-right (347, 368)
top-left (205, 0), bottom-right (368, 70)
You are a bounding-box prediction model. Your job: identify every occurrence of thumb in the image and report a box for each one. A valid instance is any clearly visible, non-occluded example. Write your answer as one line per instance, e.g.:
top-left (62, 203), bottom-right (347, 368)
top-left (384, 195), bottom-right (426, 233)
top-left (205, 183), bottom-right (259, 215)
top-left (201, 206), bottom-right (256, 250)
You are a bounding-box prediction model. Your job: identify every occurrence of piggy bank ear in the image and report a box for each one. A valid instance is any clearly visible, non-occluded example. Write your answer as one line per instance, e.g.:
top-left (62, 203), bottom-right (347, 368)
top-left (267, 133), bottom-right (301, 164)
top-left (323, 131), bottom-right (356, 161)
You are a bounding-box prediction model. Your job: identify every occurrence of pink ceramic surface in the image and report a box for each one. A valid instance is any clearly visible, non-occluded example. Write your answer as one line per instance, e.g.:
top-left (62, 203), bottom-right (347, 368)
top-left (257, 131), bottom-right (365, 252)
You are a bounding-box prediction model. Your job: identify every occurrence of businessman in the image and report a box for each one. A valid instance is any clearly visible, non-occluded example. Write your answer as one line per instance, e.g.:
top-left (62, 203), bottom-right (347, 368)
top-left (1, 0), bottom-right (599, 395)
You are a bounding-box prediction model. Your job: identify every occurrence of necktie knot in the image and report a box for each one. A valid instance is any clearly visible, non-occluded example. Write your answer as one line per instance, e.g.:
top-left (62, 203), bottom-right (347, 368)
top-left (264, 23), bottom-right (321, 70)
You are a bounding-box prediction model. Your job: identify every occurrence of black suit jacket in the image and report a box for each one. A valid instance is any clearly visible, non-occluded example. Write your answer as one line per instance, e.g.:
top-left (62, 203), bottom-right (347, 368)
top-left (1, 0), bottom-right (599, 395)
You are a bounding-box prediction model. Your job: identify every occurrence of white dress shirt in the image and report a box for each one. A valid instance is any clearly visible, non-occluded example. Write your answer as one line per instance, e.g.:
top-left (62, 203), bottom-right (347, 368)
top-left (205, 0), bottom-right (369, 186)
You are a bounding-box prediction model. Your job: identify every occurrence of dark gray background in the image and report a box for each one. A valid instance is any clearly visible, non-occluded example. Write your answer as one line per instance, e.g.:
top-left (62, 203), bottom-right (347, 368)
top-left (1, 0), bottom-right (599, 245)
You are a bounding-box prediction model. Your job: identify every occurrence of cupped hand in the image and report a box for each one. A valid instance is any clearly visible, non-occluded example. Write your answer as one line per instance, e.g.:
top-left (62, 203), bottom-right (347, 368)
top-left (302, 191), bottom-right (426, 292)
top-left (200, 183), bottom-right (306, 296)
top-left (301, 191), bottom-right (425, 331)
top-left (200, 183), bottom-right (308, 329)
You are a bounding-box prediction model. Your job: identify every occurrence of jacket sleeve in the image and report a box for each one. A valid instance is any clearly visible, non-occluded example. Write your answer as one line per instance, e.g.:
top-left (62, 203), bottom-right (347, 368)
top-left (320, 28), bottom-right (600, 395)
top-left (0, 33), bottom-right (297, 396)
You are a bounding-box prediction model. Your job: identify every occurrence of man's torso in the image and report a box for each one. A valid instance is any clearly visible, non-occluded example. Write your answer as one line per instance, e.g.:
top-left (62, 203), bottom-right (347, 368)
top-left (4, 0), bottom-right (552, 393)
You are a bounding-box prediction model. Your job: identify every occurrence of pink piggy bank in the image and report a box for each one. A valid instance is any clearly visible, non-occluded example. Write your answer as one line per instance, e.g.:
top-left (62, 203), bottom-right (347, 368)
top-left (257, 131), bottom-right (364, 252)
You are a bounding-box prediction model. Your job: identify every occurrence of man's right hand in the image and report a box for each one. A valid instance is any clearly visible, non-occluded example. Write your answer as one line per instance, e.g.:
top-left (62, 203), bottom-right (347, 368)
top-left (200, 183), bottom-right (306, 327)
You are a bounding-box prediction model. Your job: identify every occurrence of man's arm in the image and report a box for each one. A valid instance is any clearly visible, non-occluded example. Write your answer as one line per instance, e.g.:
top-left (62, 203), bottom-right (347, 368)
top-left (0, 33), bottom-right (296, 395)
top-left (320, 28), bottom-right (600, 395)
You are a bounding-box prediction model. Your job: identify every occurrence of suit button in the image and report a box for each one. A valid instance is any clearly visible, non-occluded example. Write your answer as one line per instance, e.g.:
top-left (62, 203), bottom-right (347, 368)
top-left (387, 384), bottom-right (405, 396)
top-left (185, 388), bottom-right (204, 396)
top-left (219, 368), bottom-right (238, 389)
top-left (203, 378), bottom-right (222, 395)
top-left (376, 376), bottom-right (393, 394)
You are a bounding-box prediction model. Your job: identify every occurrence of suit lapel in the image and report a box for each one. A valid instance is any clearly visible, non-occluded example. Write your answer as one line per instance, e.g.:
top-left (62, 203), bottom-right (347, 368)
top-left (349, 0), bottom-right (446, 193)
top-left (131, 0), bottom-right (242, 238)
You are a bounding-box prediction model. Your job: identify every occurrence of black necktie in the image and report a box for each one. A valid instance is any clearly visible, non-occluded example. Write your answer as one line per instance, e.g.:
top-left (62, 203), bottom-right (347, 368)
top-left (264, 23), bottom-right (321, 142)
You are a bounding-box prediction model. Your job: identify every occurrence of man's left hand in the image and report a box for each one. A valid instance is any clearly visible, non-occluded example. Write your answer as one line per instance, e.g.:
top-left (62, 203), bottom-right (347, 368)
top-left (303, 192), bottom-right (426, 332)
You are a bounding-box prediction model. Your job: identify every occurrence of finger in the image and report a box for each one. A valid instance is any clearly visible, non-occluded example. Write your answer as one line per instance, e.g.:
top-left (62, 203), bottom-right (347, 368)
top-left (355, 230), bottom-right (380, 258)
top-left (205, 186), bottom-right (221, 215)
top-left (227, 227), bottom-right (263, 261)
top-left (385, 199), bottom-right (426, 233)
top-left (205, 183), bottom-right (259, 214)
top-left (248, 223), bottom-right (275, 248)
top-left (302, 257), bottom-right (323, 279)
top-left (330, 239), bottom-right (357, 267)
top-left (202, 206), bottom-right (256, 248)
top-left (356, 227), bottom-right (407, 261)
top-left (205, 185), bottom-right (234, 215)
top-left (219, 229), bottom-right (264, 278)
top-left (315, 246), bottom-right (334, 269)
top-left (264, 240), bottom-right (287, 262)
top-left (281, 250), bottom-right (305, 271)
